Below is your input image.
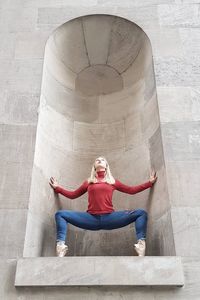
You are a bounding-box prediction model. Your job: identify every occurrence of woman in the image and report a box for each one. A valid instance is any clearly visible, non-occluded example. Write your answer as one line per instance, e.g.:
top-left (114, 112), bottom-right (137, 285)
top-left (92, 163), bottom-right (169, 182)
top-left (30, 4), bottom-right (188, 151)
top-left (49, 156), bottom-right (157, 257)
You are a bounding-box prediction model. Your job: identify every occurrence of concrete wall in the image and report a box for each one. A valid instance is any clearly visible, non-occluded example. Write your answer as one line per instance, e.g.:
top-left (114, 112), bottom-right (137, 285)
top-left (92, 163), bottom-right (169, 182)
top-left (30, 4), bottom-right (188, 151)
top-left (0, 0), bottom-right (200, 299)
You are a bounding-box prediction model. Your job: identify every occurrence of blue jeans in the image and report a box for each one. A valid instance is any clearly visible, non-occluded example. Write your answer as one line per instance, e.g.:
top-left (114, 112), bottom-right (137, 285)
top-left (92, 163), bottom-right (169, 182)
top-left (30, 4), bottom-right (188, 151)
top-left (55, 209), bottom-right (148, 242)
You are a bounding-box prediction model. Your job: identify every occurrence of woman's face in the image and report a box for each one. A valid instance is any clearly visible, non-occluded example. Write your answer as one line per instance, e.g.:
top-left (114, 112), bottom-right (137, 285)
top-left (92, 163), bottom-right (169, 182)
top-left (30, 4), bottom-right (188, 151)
top-left (94, 157), bottom-right (107, 170)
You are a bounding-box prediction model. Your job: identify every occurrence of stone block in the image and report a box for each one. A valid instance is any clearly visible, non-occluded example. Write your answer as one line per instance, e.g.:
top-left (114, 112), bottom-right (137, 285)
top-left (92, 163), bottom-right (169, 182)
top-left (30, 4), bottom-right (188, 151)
top-left (37, 7), bottom-right (116, 31)
top-left (8, 59), bottom-right (43, 93)
top-left (43, 44), bottom-right (77, 90)
top-left (75, 64), bottom-right (123, 96)
top-left (0, 259), bottom-right (17, 300)
top-left (146, 165), bottom-right (171, 220)
top-left (154, 256), bottom-right (200, 299)
top-left (154, 56), bottom-right (200, 87)
top-left (115, 6), bottom-right (159, 29)
top-left (0, 7), bottom-right (37, 32)
top-left (161, 121), bottom-right (200, 161)
top-left (0, 124), bottom-right (36, 164)
top-left (157, 4), bottom-right (200, 27)
top-left (171, 207), bottom-right (200, 256)
top-left (15, 256), bottom-right (184, 286)
top-left (141, 93), bottom-right (160, 140)
top-left (124, 112), bottom-right (143, 150)
top-left (0, 160), bottom-right (33, 209)
top-left (73, 120), bottom-right (125, 153)
top-left (107, 18), bottom-right (144, 73)
top-left (50, 18), bottom-right (89, 74)
top-left (82, 15), bottom-right (113, 65)
top-left (144, 63), bottom-right (156, 103)
top-left (99, 83), bottom-right (144, 122)
top-left (157, 87), bottom-right (200, 123)
top-left (0, 59), bottom-right (12, 88)
top-left (0, 90), bottom-right (39, 124)
top-left (33, 129), bottom-right (73, 179)
top-left (0, 124), bottom-right (36, 209)
top-left (37, 104), bottom-right (74, 152)
top-left (23, 210), bottom-right (56, 257)
top-left (147, 210), bottom-right (175, 256)
top-left (41, 69), bottom-right (99, 122)
top-left (179, 28), bottom-right (200, 57)
top-left (0, 209), bottom-right (27, 258)
top-left (190, 88), bottom-right (200, 121)
top-left (148, 28), bottom-right (183, 57)
top-left (165, 160), bottom-right (200, 207)
top-left (97, 0), bottom-right (174, 6)
top-left (122, 38), bottom-right (152, 88)
top-left (15, 32), bottom-right (49, 59)
top-left (148, 127), bottom-right (165, 172)
top-left (0, 33), bottom-right (16, 59)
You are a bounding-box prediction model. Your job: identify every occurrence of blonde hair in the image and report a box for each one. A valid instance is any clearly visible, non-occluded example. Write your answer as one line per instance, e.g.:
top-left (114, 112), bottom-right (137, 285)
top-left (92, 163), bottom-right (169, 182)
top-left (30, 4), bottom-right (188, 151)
top-left (87, 156), bottom-right (115, 185)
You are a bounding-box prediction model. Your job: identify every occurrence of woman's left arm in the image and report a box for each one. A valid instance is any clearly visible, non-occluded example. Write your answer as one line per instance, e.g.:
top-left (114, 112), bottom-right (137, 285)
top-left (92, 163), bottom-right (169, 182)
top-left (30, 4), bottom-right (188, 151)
top-left (115, 171), bottom-right (157, 195)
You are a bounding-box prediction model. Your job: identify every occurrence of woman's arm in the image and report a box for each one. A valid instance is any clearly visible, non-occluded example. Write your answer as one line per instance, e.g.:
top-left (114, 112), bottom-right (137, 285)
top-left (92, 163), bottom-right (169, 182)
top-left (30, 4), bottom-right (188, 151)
top-left (49, 177), bottom-right (88, 199)
top-left (114, 171), bottom-right (157, 195)
top-left (114, 179), bottom-right (153, 195)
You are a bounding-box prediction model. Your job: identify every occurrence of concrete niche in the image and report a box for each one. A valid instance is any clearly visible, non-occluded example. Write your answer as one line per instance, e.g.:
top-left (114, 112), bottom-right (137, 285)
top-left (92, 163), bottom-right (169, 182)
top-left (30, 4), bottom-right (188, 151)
top-left (23, 14), bottom-right (175, 257)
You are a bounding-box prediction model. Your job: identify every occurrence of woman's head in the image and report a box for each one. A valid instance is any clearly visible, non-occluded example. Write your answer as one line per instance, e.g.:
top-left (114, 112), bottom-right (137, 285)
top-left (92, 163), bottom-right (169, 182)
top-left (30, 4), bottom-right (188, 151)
top-left (94, 157), bottom-right (107, 171)
top-left (87, 156), bottom-right (115, 184)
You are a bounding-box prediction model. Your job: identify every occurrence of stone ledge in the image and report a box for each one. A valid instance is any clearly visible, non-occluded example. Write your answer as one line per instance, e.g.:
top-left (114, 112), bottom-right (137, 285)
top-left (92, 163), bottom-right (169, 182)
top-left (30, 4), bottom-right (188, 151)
top-left (15, 256), bottom-right (184, 287)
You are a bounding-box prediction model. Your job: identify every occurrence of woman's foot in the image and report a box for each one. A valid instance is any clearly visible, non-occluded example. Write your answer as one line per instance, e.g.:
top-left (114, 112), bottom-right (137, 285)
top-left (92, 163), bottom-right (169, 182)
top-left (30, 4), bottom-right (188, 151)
top-left (134, 239), bottom-right (146, 256)
top-left (56, 242), bottom-right (69, 257)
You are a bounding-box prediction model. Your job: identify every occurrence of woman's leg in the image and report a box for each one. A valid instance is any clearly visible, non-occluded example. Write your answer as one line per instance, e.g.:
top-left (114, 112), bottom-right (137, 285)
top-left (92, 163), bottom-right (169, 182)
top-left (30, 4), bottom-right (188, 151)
top-left (100, 209), bottom-right (148, 240)
top-left (55, 210), bottom-right (101, 242)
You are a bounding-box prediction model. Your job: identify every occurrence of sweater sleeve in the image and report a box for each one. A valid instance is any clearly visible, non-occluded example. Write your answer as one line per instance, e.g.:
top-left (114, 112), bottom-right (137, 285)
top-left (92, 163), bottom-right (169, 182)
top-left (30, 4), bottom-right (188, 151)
top-left (54, 180), bottom-right (88, 199)
top-left (114, 179), bottom-right (153, 195)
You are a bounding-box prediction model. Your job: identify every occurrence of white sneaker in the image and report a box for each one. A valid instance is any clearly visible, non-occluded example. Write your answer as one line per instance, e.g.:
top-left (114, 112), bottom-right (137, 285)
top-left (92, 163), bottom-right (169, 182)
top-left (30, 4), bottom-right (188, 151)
top-left (134, 239), bottom-right (146, 256)
top-left (56, 243), bottom-right (69, 257)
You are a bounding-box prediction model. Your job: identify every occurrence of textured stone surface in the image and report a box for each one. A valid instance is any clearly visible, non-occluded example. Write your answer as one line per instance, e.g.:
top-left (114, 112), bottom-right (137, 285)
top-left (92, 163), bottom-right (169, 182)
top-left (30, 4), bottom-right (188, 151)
top-left (148, 127), bottom-right (165, 172)
top-left (0, 124), bottom-right (36, 209)
top-left (157, 4), bottom-right (200, 27)
top-left (75, 65), bottom-right (123, 96)
top-left (147, 210), bottom-right (175, 256)
top-left (8, 59), bottom-right (43, 93)
top-left (162, 121), bottom-right (200, 162)
top-left (157, 87), bottom-right (200, 123)
top-left (148, 28), bottom-right (183, 57)
top-left (0, 210), bottom-right (27, 258)
top-left (166, 161), bottom-right (200, 207)
top-left (0, 259), bottom-right (17, 300)
top-left (73, 120), bottom-right (126, 152)
top-left (15, 31), bottom-right (49, 59)
top-left (0, 91), bottom-right (39, 124)
top-left (154, 56), bottom-right (200, 87)
top-left (15, 256), bottom-right (184, 286)
top-left (171, 207), bottom-right (200, 256)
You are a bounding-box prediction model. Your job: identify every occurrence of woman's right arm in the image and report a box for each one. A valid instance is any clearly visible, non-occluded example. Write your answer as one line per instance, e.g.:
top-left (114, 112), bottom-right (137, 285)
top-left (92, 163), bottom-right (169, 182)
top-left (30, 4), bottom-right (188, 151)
top-left (49, 177), bottom-right (88, 199)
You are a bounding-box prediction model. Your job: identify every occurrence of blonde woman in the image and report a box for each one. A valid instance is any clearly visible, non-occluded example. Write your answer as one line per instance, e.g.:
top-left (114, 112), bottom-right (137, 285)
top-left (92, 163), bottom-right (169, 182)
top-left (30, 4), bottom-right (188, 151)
top-left (49, 156), bottom-right (157, 257)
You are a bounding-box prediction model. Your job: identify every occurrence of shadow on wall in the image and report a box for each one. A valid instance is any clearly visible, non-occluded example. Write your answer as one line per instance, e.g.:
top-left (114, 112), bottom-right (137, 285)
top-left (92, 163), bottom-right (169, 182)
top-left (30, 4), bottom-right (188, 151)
top-left (23, 14), bottom-right (175, 257)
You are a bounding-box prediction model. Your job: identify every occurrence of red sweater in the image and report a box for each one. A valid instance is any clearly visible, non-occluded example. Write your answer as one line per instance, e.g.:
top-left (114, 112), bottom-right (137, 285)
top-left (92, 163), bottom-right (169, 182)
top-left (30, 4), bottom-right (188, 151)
top-left (54, 171), bottom-right (153, 214)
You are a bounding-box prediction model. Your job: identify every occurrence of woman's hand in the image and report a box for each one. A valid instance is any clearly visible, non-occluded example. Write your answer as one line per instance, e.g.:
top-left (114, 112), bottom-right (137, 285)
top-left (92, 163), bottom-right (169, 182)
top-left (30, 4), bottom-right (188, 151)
top-left (49, 177), bottom-right (59, 189)
top-left (149, 170), bottom-right (157, 184)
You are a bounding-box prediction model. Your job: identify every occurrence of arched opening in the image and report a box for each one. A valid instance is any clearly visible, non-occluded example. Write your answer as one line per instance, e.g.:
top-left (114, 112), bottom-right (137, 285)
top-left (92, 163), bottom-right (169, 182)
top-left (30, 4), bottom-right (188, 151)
top-left (23, 14), bottom-right (175, 257)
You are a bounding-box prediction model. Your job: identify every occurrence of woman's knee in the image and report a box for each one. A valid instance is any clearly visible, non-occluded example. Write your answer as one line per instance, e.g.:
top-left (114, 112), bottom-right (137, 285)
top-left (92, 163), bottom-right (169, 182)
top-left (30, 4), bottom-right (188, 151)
top-left (137, 209), bottom-right (148, 219)
top-left (55, 210), bottom-right (68, 219)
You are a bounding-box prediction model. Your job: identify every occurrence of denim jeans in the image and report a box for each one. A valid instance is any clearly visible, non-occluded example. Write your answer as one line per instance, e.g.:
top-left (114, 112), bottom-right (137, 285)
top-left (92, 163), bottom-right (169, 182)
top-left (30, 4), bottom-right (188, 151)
top-left (55, 209), bottom-right (148, 242)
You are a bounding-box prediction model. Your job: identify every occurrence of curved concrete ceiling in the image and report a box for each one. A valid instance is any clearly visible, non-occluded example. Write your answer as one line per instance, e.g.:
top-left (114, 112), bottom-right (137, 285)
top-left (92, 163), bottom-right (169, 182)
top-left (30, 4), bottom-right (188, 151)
top-left (44, 14), bottom-right (152, 96)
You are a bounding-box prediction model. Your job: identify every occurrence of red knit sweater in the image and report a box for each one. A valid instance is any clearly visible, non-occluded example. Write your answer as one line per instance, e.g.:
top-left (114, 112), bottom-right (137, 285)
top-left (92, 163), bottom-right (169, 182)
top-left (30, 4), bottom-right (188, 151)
top-left (54, 171), bottom-right (153, 214)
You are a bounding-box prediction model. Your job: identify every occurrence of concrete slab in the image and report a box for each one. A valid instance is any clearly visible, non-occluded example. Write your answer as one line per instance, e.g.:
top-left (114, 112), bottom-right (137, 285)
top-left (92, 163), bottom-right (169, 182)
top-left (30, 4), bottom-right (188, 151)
top-left (15, 256), bottom-right (184, 287)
